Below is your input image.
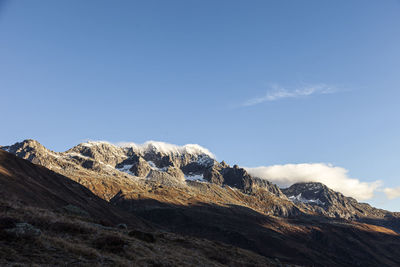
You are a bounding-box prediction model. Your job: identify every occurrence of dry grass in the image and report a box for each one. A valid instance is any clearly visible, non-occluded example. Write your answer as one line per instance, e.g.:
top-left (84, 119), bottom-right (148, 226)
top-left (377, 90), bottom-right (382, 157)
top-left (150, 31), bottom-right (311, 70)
top-left (0, 199), bottom-right (278, 266)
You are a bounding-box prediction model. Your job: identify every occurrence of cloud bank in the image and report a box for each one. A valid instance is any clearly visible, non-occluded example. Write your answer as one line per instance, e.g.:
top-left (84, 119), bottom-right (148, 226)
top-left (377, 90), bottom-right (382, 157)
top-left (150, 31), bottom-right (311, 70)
top-left (246, 163), bottom-right (382, 201)
top-left (384, 187), bottom-right (400, 200)
top-left (243, 84), bottom-right (335, 107)
top-left (116, 140), bottom-right (216, 159)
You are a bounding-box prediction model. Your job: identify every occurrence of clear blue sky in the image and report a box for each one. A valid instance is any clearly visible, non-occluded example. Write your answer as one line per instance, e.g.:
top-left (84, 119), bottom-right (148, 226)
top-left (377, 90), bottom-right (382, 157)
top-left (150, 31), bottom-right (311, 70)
top-left (1, 0), bottom-right (399, 210)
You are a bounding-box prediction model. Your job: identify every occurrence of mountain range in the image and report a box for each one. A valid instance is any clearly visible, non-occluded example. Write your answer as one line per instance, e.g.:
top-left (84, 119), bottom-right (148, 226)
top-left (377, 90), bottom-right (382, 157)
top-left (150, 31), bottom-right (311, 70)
top-left (1, 139), bottom-right (400, 266)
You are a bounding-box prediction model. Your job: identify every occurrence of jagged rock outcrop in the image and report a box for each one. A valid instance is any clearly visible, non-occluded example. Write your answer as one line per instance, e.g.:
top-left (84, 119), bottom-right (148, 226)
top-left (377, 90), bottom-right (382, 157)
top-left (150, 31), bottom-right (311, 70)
top-left (203, 163), bottom-right (287, 198)
top-left (203, 164), bottom-right (225, 185)
top-left (146, 167), bottom-right (185, 185)
top-left (282, 182), bottom-right (395, 222)
top-left (67, 142), bottom-right (127, 167)
top-left (2, 139), bottom-right (59, 166)
top-left (129, 156), bottom-right (151, 177)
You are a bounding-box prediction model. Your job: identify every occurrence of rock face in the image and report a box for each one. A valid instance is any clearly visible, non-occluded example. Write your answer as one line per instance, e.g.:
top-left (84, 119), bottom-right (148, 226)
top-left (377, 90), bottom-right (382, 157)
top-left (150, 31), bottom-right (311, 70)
top-left (282, 182), bottom-right (393, 221)
top-left (128, 156), bottom-right (151, 177)
top-left (0, 140), bottom-right (287, 199)
top-left (203, 163), bottom-right (286, 198)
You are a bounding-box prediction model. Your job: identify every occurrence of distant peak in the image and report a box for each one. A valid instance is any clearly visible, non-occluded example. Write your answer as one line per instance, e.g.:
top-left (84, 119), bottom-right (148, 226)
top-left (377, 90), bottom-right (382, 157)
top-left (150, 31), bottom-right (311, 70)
top-left (21, 139), bottom-right (40, 145)
top-left (287, 182), bottom-right (329, 192)
top-left (13, 139), bottom-right (45, 149)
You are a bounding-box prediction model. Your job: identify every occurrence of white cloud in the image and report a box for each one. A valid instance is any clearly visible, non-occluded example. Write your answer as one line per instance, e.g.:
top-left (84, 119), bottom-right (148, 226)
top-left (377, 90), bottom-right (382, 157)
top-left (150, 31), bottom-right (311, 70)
top-left (242, 84), bottom-right (335, 107)
top-left (80, 139), bottom-right (216, 158)
top-left (383, 187), bottom-right (400, 200)
top-left (245, 163), bottom-right (382, 201)
top-left (116, 140), bottom-right (216, 159)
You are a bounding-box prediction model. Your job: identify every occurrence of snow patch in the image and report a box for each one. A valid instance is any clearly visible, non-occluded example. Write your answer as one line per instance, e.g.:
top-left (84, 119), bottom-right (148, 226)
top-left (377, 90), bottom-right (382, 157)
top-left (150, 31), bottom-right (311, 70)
top-left (288, 193), bottom-right (325, 206)
top-left (185, 174), bottom-right (206, 182)
top-left (197, 155), bottom-right (214, 167)
top-left (116, 164), bottom-right (135, 176)
top-left (147, 161), bottom-right (168, 172)
top-left (66, 152), bottom-right (92, 160)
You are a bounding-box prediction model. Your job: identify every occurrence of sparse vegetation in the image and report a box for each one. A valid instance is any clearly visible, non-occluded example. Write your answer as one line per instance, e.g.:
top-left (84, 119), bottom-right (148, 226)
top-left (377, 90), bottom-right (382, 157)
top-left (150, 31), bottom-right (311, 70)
top-left (0, 199), bottom-right (278, 266)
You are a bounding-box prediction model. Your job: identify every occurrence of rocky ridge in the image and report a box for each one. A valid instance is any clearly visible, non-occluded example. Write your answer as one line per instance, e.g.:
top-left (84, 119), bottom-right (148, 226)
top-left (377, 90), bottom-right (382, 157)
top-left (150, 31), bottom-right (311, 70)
top-left (0, 139), bottom-right (286, 198)
top-left (281, 182), bottom-right (400, 232)
top-left (2, 140), bottom-right (399, 229)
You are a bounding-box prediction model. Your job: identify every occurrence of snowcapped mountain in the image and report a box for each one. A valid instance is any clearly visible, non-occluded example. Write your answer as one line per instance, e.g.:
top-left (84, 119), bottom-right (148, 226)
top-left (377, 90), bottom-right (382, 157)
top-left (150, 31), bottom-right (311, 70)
top-left (2, 139), bottom-right (400, 266)
top-left (0, 139), bottom-right (285, 199)
top-left (1, 139), bottom-right (399, 228)
top-left (0, 140), bottom-right (216, 183)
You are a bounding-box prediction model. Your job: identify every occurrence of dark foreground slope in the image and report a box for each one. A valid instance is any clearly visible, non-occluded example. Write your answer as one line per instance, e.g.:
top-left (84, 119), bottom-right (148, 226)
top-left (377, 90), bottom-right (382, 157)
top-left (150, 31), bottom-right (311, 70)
top-left (0, 150), bottom-right (282, 266)
top-left (113, 188), bottom-right (400, 267)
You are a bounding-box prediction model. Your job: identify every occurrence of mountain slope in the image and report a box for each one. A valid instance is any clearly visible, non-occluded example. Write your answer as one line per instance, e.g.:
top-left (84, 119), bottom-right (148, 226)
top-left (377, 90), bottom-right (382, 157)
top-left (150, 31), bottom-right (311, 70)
top-left (0, 150), bottom-right (280, 266)
top-left (2, 140), bottom-right (400, 266)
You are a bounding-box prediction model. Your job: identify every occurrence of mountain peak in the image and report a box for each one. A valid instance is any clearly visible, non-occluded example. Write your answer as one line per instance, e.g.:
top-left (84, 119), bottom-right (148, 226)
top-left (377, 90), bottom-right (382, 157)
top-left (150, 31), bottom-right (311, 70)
top-left (292, 181), bottom-right (328, 190)
top-left (1, 139), bottom-right (50, 155)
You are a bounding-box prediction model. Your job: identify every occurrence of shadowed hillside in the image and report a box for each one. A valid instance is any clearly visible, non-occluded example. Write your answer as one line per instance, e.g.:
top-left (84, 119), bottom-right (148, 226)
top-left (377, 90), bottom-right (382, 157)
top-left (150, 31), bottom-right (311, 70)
top-left (112, 195), bottom-right (400, 267)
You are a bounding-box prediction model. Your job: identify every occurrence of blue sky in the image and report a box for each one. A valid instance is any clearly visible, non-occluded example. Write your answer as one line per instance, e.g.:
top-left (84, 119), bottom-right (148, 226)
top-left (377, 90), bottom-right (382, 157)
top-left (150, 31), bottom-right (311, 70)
top-left (1, 0), bottom-right (400, 210)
